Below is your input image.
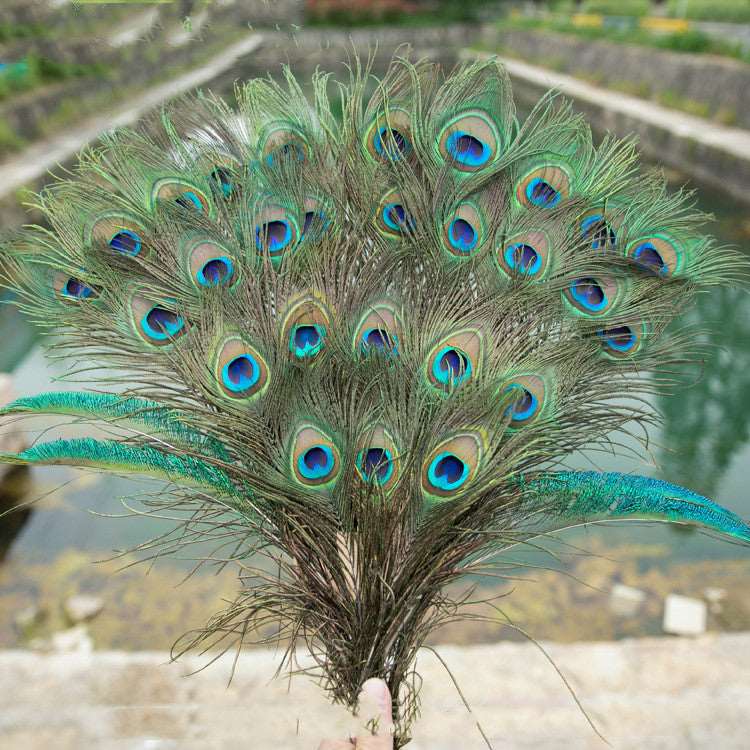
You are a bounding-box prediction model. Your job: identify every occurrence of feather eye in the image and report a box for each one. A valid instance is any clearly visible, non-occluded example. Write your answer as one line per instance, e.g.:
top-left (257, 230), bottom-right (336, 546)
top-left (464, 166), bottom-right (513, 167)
top-left (185, 239), bottom-right (237, 288)
top-left (254, 205), bottom-right (299, 260)
top-left (376, 190), bottom-right (416, 237)
top-left (422, 431), bottom-right (483, 499)
top-left (501, 375), bottom-right (546, 427)
top-left (260, 125), bottom-right (308, 167)
top-left (516, 165), bottom-right (570, 209)
top-left (579, 209), bottom-right (618, 251)
top-left (442, 202), bottom-right (484, 257)
top-left (130, 296), bottom-right (186, 347)
top-left (53, 273), bottom-right (98, 302)
top-left (497, 231), bottom-right (550, 279)
top-left (355, 426), bottom-right (399, 492)
top-left (426, 329), bottom-right (481, 390)
top-left (215, 337), bottom-right (269, 400)
top-left (354, 304), bottom-right (400, 357)
top-left (563, 276), bottom-right (621, 317)
top-left (153, 179), bottom-right (211, 215)
top-left (627, 235), bottom-right (681, 277)
top-left (90, 214), bottom-right (147, 257)
top-left (281, 294), bottom-right (330, 361)
top-left (364, 109), bottom-right (412, 161)
top-left (597, 322), bottom-right (645, 358)
top-left (438, 111), bottom-right (500, 172)
top-left (290, 424), bottom-right (341, 487)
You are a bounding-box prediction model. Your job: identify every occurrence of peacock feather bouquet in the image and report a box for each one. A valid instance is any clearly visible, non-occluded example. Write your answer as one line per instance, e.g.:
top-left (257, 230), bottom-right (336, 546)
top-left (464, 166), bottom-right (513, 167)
top-left (1, 56), bottom-right (748, 746)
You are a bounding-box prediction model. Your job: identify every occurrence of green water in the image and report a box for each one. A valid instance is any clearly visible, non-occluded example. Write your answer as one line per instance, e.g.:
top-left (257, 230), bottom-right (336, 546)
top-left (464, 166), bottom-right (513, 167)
top-left (1, 169), bottom-right (749, 569)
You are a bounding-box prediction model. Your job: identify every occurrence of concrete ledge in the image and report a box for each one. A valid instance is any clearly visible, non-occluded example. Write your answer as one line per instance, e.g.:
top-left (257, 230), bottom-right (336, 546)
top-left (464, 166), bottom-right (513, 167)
top-left (1, 633), bottom-right (748, 749)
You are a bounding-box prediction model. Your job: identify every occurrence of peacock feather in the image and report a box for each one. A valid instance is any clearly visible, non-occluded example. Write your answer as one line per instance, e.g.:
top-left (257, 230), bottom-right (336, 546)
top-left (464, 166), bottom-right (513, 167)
top-left (1, 55), bottom-right (748, 746)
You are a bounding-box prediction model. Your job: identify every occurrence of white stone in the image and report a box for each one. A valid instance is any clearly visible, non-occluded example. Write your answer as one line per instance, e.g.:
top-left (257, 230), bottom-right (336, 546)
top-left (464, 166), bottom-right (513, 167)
top-left (663, 593), bottom-right (707, 636)
top-left (609, 584), bottom-right (647, 617)
top-left (50, 625), bottom-right (94, 654)
top-left (63, 594), bottom-right (104, 624)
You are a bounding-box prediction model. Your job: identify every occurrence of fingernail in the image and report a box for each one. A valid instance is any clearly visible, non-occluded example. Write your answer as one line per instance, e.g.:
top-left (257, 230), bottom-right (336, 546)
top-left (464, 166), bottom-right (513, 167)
top-left (359, 677), bottom-right (390, 713)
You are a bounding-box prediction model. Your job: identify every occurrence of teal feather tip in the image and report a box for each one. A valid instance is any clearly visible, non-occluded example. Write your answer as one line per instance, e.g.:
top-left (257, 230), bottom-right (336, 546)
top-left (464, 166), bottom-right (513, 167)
top-left (522, 471), bottom-right (750, 543)
top-left (0, 438), bottom-right (235, 495)
top-left (0, 391), bottom-right (230, 462)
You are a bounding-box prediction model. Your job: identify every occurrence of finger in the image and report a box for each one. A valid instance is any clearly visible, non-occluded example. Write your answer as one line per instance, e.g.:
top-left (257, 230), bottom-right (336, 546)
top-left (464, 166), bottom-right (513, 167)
top-left (357, 678), bottom-right (395, 738)
top-left (317, 740), bottom-right (354, 750)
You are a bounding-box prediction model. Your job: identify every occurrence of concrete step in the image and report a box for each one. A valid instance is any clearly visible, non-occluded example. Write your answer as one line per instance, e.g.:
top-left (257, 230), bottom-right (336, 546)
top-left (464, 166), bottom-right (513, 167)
top-left (1, 634), bottom-right (748, 749)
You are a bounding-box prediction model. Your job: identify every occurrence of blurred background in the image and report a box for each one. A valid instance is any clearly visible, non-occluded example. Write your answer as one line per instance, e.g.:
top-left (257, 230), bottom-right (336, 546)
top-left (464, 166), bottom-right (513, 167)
top-left (0, 1), bottom-right (749, 747)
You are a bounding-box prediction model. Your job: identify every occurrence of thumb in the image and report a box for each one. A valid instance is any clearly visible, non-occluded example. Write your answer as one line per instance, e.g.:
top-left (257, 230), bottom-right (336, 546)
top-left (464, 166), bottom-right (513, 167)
top-left (357, 678), bottom-right (395, 741)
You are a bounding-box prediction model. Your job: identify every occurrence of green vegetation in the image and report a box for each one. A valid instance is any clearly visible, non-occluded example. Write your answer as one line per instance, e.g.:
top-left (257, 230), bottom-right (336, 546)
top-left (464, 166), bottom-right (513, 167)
top-left (581, 0), bottom-right (650, 16)
top-left (0, 55), bottom-right (111, 103)
top-left (549, 0), bottom-right (750, 22)
top-left (656, 89), bottom-right (711, 118)
top-left (667, 0), bottom-right (750, 23)
top-left (500, 15), bottom-right (750, 64)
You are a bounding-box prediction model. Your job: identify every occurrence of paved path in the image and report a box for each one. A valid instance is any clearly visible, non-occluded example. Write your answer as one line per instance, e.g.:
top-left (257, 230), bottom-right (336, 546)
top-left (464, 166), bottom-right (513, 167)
top-left (1, 633), bottom-right (748, 749)
top-left (0, 33), bottom-right (264, 202)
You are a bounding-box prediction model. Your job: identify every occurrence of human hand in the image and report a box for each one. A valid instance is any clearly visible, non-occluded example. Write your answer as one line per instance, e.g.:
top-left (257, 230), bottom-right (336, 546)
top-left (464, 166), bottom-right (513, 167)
top-left (317, 678), bottom-right (394, 749)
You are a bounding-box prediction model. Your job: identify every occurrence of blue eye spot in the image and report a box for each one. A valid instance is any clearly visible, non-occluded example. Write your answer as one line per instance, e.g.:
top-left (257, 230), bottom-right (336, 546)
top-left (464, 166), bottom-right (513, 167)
top-left (176, 191), bottom-right (204, 211)
top-left (597, 325), bottom-right (637, 353)
top-left (503, 384), bottom-right (538, 422)
top-left (383, 202), bottom-right (415, 234)
top-left (291, 324), bottom-right (325, 359)
top-left (196, 257), bottom-right (234, 287)
top-left (581, 214), bottom-right (616, 250)
top-left (428, 451), bottom-right (469, 491)
top-left (571, 278), bottom-right (607, 312)
top-left (357, 447), bottom-right (394, 484)
top-left (504, 243), bottom-right (541, 275)
top-left (109, 229), bottom-right (142, 256)
top-left (142, 307), bottom-right (184, 341)
top-left (375, 127), bottom-right (411, 160)
top-left (526, 178), bottom-right (560, 208)
top-left (255, 220), bottom-right (293, 255)
top-left (221, 354), bottom-right (260, 392)
top-left (446, 131), bottom-right (490, 168)
top-left (633, 242), bottom-right (667, 275)
top-left (432, 346), bottom-right (472, 386)
top-left (298, 444), bottom-right (335, 481)
top-left (63, 277), bottom-right (96, 300)
top-left (361, 327), bottom-right (398, 356)
top-left (448, 218), bottom-right (477, 254)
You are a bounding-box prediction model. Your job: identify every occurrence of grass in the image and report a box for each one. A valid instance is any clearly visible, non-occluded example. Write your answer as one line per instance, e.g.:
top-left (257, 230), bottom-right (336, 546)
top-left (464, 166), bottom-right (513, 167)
top-left (666, 0), bottom-right (750, 23)
top-left (0, 55), bottom-right (112, 103)
top-left (656, 89), bottom-right (711, 118)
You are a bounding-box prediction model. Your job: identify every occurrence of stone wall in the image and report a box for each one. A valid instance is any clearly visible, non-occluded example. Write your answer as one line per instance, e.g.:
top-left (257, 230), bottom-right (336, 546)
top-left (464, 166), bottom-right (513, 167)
top-left (487, 27), bottom-right (750, 129)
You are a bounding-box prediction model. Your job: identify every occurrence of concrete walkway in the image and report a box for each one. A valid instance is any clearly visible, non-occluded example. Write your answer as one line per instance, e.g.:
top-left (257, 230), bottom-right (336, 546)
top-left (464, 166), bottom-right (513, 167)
top-left (1, 633), bottom-right (748, 749)
top-left (0, 32), bottom-right (264, 202)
